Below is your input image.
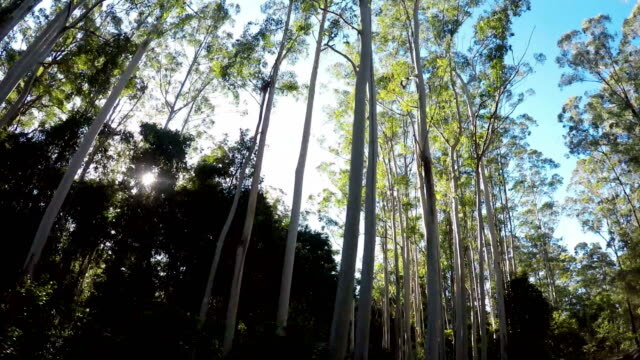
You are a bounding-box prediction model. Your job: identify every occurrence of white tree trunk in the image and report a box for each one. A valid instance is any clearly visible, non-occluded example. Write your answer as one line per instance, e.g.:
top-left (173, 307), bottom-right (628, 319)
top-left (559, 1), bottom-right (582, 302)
top-left (381, 220), bottom-right (391, 350)
top-left (327, 0), bottom-right (372, 358)
top-left (384, 155), bottom-right (403, 360)
top-left (197, 111), bottom-right (263, 321)
top-left (275, 4), bottom-right (327, 335)
top-left (475, 170), bottom-right (488, 360)
top-left (411, 1), bottom-right (444, 357)
top-left (0, 0), bottom-right (87, 106)
top-left (222, 1), bottom-right (294, 355)
top-left (23, 22), bottom-right (159, 275)
top-left (0, 0), bottom-right (42, 43)
top-left (0, 68), bottom-right (37, 129)
top-left (468, 246), bottom-right (479, 360)
top-left (449, 147), bottom-right (466, 360)
top-left (354, 50), bottom-right (377, 360)
top-left (480, 162), bottom-right (508, 360)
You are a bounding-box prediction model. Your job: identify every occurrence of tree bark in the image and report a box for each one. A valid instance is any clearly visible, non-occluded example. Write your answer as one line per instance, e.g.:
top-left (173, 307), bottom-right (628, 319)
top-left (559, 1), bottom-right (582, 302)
top-left (354, 49), bottom-right (377, 360)
top-left (0, 68), bottom-right (37, 129)
top-left (327, 0), bottom-right (372, 358)
top-left (0, 0), bottom-right (89, 107)
top-left (0, 0), bottom-right (42, 43)
top-left (197, 108), bottom-right (263, 322)
top-left (222, 1), bottom-right (294, 355)
top-left (381, 218), bottom-right (391, 350)
top-left (23, 21), bottom-right (160, 275)
top-left (448, 146), bottom-right (466, 360)
top-left (384, 153), bottom-right (404, 360)
top-left (276, 4), bottom-right (327, 335)
top-left (475, 170), bottom-right (488, 360)
top-left (410, 1), bottom-right (444, 357)
top-left (479, 161), bottom-right (508, 360)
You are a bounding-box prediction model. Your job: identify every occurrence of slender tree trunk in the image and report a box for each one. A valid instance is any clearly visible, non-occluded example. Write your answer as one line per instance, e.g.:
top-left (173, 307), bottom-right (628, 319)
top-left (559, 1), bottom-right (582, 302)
top-left (78, 99), bottom-right (122, 181)
top-left (0, 0), bottom-right (89, 107)
top-left (497, 157), bottom-right (517, 274)
top-left (381, 219), bottom-right (391, 350)
top-left (328, 0), bottom-right (372, 358)
top-left (392, 201), bottom-right (403, 360)
top-left (354, 49), bottom-right (377, 360)
top-left (163, 28), bottom-right (211, 129)
top-left (0, 68), bottom-right (37, 129)
top-left (411, 1), bottom-right (444, 357)
top-left (0, 0), bottom-right (42, 43)
top-left (609, 239), bottom-right (640, 346)
top-left (276, 5), bottom-right (327, 335)
top-left (197, 108), bottom-right (263, 322)
top-left (475, 170), bottom-right (488, 360)
top-left (385, 154), bottom-right (404, 360)
top-left (468, 247), bottom-right (479, 360)
top-left (390, 139), bottom-right (412, 359)
top-left (448, 146), bottom-right (467, 360)
top-left (179, 97), bottom-right (196, 134)
top-left (23, 22), bottom-right (159, 275)
top-left (479, 162), bottom-right (508, 360)
top-left (221, 1), bottom-right (294, 355)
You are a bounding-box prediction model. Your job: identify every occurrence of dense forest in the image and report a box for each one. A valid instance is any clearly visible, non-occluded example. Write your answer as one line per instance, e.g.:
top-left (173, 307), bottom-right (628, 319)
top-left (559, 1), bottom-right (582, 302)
top-left (0, 0), bottom-right (639, 359)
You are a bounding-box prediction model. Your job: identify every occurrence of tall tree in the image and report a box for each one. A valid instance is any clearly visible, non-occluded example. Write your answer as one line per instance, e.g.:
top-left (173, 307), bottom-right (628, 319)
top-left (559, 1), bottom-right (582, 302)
top-left (0, 0), bottom-right (103, 109)
top-left (354, 50), bottom-right (377, 360)
top-left (276, 0), bottom-right (328, 336)
top-left (222, 0), bottom-right (297, 354)
top-left (23, 15), bottom-right (166, 275)
top-left (0, 0), bottom-right (42, 43)
top-left (328, 0), bottom-right (371, 358)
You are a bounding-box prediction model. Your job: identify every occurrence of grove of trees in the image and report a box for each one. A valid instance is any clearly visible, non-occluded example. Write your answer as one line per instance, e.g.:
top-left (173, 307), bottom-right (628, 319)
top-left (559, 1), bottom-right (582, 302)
top-left (0, 0), bottom-right (638, 359)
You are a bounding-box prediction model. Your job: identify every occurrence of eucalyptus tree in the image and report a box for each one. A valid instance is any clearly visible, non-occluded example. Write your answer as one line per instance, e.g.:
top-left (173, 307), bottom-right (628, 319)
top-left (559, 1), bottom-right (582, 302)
top-left (557, 6), bottom-right (640, 229)
top-left (566, 155), bottom-right (640, 345)
top-left (0, 0), bottom-right (106, 109)
top-left (557, 4), bottom-right (640, 167)
top-left (143, 0), bottom-right (232, 132)
top-left (558, 5), bottom-right (640, 347)
top-left (22, 6), bottom-right (176, 275)
top-left (0, 0), bottom-right (141, 131)
top-left (327, 0), bottom-right (371, 358)
top-left (276, 0), bottom-right (328, 336)
top-left (447, 1), bottom-right (534, 357)
top-left (197, 2), bottom-right (278, 324)
top-left (0, 0), bottom-right (42, 43)
top-left (354, 51), bottom-right (377, 360)
top-left (510, 149), bottom-right (563, 304)
top-left (408, 1), bottom-right (444, 357)
top-left (222, 0), bottom-right (314, 354)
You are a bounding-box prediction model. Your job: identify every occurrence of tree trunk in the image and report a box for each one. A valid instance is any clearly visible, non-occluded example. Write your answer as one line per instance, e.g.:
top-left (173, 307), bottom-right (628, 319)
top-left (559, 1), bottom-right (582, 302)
top-left (222, 1), bottom-right (294, 355)
top-left (474, 170), bottom-right (488, 360)
top-left (448, 146), bottom-right (466, 360)
top-left (381, 218), bottom-right (391, 350)
top-left (327, 0), bottom-right (372, 358)
top-left (0, 68), bottom-right (37, 129)
top-left (0, 0), bottom-right (89, 107)
top-left (468, 245), bottom-right (479, 360)
top-left (479, 162), bottom-right (508, 360)
top-left (411, 1), bottom-right (444, 357)
top-left (384, 154), bottom-right (404, 360)
top-left (197, 108), bottom-right (263, 322)
top-left (276, 4), bottom-right (327, 335)
top-left (23, 21), bottom-right (159, 275)
top-left (162, 25), bottom-right (212, 129)
top-left (0, 0), bottom-right (42, 43)
top-left (354, 49), bottom-right (377, 360)
top-left (392, 147), bottom-right (413, 359)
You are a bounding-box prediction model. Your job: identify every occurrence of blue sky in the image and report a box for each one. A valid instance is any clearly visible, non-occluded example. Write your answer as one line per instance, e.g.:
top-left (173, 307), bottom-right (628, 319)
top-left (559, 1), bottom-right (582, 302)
top-left (214, 0), bottom-right (637, 253)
